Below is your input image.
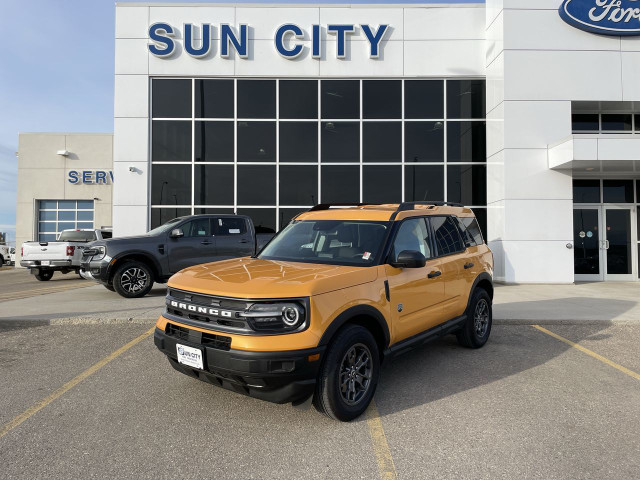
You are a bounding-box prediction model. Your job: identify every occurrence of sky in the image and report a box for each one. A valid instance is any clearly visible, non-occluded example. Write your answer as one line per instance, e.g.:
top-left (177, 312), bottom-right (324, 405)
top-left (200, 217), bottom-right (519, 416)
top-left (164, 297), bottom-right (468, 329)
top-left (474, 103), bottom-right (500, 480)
top-left (0, 0), bottom-right (482, 245)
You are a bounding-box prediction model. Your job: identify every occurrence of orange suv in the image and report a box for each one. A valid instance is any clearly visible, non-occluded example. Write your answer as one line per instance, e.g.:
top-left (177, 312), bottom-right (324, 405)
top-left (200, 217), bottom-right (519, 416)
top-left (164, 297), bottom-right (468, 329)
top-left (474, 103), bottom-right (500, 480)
top-left (154, 202), bottom-right (493, 421)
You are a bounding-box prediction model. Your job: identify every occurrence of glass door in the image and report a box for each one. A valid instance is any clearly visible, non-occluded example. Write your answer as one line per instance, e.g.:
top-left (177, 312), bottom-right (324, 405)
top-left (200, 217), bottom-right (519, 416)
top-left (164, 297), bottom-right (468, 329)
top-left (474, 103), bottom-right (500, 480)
top-left (603, 206), bottom-right (636, 281)
top-left (573, 207), bottom-right (603, 281)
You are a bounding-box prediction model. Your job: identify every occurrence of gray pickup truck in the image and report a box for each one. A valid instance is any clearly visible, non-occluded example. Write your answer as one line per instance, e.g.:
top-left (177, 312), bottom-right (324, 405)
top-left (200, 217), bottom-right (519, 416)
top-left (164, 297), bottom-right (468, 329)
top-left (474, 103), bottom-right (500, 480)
top-left (81, 214), bottom-right (274, 298)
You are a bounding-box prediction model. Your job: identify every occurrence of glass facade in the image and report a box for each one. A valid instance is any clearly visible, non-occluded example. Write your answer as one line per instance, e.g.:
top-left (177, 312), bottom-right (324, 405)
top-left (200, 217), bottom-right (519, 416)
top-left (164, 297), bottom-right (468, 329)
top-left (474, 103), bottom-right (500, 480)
top-left (150, 78), bottom-right (487, 234)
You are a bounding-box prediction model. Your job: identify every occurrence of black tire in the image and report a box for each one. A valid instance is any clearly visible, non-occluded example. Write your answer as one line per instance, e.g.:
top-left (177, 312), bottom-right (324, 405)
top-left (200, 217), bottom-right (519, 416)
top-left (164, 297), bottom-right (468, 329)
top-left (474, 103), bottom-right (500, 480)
top-left (104, 284), bottom-right (116, 292)
top-left (456, 288), bottom-right (492, 348)
top-left (35, 270), bottom-right (54, 281)
top-left (0, 255), bottom-right (4, 266)
top-left (313, 325), bottom-right (380, 422)
top-left (112, 261), bottom-right (154, 298)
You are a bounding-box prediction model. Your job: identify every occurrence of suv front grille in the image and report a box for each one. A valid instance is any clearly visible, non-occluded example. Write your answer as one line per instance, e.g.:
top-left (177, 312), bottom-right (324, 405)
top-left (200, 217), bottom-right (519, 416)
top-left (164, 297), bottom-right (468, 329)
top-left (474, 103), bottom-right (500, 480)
top-left (165, 323), bottom-right (231, 351)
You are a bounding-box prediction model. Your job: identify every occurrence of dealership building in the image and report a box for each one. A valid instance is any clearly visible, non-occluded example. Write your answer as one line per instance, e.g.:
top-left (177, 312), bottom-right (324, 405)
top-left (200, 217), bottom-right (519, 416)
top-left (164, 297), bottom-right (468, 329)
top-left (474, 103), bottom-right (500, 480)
top-left (16, 1), bottom-right (640, 283)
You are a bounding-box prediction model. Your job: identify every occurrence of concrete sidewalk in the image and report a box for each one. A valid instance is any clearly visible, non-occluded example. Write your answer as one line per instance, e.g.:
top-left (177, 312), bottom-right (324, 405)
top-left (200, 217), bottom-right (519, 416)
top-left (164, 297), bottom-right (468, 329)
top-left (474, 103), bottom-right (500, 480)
top-left (0, 281), bottom-right (638, 326)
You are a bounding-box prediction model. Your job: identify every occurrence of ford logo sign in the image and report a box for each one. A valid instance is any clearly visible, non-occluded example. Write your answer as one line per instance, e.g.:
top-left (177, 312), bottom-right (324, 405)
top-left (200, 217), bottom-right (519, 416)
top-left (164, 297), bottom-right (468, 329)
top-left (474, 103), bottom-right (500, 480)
top-left (560, 0), bottom-right (640, 36)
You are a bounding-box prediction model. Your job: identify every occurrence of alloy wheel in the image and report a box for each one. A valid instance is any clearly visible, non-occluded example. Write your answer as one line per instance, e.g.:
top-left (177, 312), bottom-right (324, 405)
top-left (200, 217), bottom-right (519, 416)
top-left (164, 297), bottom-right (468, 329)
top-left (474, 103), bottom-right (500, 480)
top-left (120, 267), bottom-right (148, 293)
top-left (474, 298), bottom-right (490, 337)
top-left (339, 343), bottom-right (373, 406)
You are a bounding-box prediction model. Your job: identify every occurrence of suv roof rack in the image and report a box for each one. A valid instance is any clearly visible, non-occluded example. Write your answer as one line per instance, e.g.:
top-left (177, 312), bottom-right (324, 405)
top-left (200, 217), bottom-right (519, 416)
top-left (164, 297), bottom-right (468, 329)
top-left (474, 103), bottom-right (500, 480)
top-left (307, 203), bottom-right (369, 211)
top-left (396, 201), bottom-right (464, 211)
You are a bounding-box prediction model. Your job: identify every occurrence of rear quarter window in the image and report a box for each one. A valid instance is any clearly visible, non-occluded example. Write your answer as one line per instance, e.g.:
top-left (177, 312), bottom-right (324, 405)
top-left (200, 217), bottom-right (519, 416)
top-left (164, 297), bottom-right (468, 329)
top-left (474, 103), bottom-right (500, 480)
top-left (457, 216), bottom-right (483, 246)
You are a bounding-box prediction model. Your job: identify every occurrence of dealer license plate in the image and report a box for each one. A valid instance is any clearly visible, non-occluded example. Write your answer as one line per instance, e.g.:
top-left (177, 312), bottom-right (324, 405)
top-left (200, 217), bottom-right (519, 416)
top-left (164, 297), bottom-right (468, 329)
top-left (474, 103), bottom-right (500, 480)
top-left (176, 343), bottom-right (204, 370)
top-left (41, 261), bottom-right (50, 266)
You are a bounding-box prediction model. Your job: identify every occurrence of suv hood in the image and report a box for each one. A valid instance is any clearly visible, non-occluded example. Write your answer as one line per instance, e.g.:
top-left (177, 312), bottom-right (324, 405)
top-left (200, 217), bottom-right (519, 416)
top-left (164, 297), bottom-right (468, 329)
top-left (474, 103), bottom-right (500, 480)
top-left (168, 257), bottom-right (378, 298)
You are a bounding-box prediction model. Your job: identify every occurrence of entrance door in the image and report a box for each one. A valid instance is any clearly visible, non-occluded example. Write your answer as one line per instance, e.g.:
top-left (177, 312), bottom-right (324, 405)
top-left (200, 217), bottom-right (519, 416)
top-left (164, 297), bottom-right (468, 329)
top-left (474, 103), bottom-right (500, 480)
top-left (603, 206), bottom-right (635, 281)
top-left (573, 206), bottom-right (637, 281)
top-left (573, 207), bottom-right (603, 281)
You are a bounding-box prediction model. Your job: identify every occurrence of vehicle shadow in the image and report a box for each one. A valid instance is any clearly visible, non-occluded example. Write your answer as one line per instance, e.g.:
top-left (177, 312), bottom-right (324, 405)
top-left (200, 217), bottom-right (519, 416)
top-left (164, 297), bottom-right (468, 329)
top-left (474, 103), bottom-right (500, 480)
top-left (374, 297), bottom-right (636, 418)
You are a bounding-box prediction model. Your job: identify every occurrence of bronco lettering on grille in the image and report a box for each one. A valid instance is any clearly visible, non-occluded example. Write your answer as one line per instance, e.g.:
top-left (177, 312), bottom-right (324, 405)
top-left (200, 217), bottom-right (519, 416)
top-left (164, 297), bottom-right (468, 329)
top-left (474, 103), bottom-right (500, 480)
top-left (170, 300), bottom-right (234, 317)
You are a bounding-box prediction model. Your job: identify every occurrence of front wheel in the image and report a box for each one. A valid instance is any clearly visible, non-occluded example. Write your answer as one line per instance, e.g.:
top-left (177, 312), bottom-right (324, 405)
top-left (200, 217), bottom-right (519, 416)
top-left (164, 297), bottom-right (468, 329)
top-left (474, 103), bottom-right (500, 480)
top-left (112, 261), bottom-right (153, 298)
top-left (456, 288), bottom-right (492, 348)
top-left (313, 325), bottom-right (380, 422)
top-left (35, 270), bottom-right (54, 281)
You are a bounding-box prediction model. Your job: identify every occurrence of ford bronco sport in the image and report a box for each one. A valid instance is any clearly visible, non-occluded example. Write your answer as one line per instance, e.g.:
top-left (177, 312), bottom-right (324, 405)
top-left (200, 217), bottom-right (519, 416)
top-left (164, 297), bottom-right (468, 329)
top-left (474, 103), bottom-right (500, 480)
top-left (154, 202), bottom-right (493, 421)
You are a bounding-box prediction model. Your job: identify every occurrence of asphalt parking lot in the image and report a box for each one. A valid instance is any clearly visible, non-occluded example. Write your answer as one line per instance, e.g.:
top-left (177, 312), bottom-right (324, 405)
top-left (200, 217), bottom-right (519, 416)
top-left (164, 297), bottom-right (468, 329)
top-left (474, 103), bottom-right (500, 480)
top-left (0, 271), bottom-right (638, 479)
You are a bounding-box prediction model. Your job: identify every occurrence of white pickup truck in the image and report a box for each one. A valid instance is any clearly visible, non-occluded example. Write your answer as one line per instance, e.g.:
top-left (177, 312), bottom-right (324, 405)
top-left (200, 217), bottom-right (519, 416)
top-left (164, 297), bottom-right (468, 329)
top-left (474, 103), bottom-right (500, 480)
top-left (0, 245), bottom-right (11, 267)
top-left (21, 229), bottom-right (112, 281)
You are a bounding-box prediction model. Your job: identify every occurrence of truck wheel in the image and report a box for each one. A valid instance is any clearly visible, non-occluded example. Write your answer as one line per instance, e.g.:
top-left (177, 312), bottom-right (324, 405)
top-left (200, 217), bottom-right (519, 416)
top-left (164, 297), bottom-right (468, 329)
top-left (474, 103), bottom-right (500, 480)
top-left (0, 255), bottom-right (4, 266)
top-left (456, 288), bottom-right (492, 349)
top-left (113, 261), bottom-right (153, 298)
top-left (313, 325), bottom-right (380, 422)
top-left (35, 270), bottom-right (54, 281)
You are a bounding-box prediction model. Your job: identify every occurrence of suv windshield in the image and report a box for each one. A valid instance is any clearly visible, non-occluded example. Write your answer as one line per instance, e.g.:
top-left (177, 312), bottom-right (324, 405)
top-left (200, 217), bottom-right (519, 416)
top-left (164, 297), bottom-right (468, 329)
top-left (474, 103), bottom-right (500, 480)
top-left (147, 217), bottom-right (185, 236)
top-left (258, 220), bottom-right (389, 266)
top-left (58, 230), bottom-right (97, 242)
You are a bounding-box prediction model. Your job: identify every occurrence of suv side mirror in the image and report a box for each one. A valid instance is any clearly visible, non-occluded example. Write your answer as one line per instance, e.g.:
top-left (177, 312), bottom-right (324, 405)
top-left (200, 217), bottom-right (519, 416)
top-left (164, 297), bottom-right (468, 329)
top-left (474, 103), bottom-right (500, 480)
top-left (391, 250), bottom-right (426, 269)
top-left (170, 228), bottom-right (184, 239)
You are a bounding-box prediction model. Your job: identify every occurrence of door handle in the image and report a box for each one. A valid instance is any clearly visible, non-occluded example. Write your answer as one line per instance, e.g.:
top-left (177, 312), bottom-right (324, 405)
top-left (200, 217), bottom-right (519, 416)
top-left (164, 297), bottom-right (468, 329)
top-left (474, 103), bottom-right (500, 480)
top-left (427, 270), bottom-right (442, 279)
top-left (464, 262), bottom-right (474, 269)
top-left (201, 241), bottom-right (213, 246)
top-left (238, 239), bottom-right (249, 244)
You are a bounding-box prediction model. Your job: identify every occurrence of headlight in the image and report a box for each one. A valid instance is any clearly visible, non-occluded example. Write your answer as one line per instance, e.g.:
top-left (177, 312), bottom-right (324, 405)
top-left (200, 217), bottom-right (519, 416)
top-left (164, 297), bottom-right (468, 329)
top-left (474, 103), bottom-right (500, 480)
top-left (242, 302), bottom-right (306, 332)
top-left (85, 246), bottom-right (106, 261)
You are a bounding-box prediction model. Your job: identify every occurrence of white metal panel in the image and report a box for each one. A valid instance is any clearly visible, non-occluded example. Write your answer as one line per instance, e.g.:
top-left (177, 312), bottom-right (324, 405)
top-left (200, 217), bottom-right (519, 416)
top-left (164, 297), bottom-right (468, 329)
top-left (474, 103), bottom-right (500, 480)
top-left (501, 239), bottom-right (575, 284)
top-left (115, 6), bottom-right (148, 39)
top-left (112, 162), bottom-right (149, 207)
top-left (235, 40), bottom-right (320, 77)
top-left (113, 205), bottom-right (149, 237)
top-left (485, 10), bottom-right (504, 68)
top-left (115, 39), bottom-right (150, 75)
top-left (486, 152), bottom-right (505, 204)
top-left (403, 40), bottom-right (485, 77)
top-left (504, 199), bottom-right (573, 241)
top-left (503, 149), bottom-right (572, 200)
top-left (573, 138), bottom-right (598, 161)
top-left (486, 102), bottom-right (504, 158)
top-left (321, 40), bottom-right (403, 77)
top-left (319, 8), bottom-right (404, 40)
top-left (114, 75), bottom-right (149, 118)
top-left (114, 118), bottom-right (148, 164)
top-left (403, 7), bottom-right (485, 40)
top-left (148, 49), bottom-right (235, 76)
top-left (621, 52), bottom-right (640, 101)
top-left (598, 137), bottom-right (640, 161)
top-left (503, 101), bottom-right (571, 149)
top-left (236, 7), bottom-right (320, 40)
top-left (148, 6), bottom-right (236, 39)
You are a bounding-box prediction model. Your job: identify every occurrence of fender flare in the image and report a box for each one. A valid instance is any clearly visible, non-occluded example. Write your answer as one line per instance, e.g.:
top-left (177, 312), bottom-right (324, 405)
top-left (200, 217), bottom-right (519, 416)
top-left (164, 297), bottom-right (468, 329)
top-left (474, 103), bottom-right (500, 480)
top-left (318, 304), bottom-right (391, 349)
top-left (466, 272), bottom-right (494, 311)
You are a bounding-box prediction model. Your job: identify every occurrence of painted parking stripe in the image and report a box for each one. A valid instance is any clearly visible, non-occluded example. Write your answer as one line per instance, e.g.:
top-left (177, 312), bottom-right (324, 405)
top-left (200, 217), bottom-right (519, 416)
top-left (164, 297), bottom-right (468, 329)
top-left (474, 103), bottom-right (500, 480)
top-left (0, 327), bottom-right (154, 440)
top-left (532, 325), bottom-right (640, 381)
top-left (366, 400), bottom-right (397, 480)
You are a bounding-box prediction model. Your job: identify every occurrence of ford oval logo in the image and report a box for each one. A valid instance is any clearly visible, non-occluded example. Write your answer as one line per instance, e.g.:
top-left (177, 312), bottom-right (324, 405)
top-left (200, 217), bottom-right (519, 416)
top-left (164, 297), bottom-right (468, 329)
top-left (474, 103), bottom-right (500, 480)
top-left (560, 0), bottom-right (640, 36)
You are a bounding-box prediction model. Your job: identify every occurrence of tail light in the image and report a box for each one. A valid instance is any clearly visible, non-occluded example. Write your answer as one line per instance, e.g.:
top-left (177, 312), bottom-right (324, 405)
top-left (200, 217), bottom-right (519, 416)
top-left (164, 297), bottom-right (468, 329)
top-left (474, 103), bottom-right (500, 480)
top-left (66, 246), bottom-right (75, 256)
top-left (21, 247), bottom-right (23, 257)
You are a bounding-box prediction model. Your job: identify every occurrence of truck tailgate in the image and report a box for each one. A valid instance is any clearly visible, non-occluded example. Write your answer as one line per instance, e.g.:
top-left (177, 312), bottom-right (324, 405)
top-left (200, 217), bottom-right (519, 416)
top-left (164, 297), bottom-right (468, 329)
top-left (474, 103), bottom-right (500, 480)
top-left (22, 242), bottom-right (71, 261)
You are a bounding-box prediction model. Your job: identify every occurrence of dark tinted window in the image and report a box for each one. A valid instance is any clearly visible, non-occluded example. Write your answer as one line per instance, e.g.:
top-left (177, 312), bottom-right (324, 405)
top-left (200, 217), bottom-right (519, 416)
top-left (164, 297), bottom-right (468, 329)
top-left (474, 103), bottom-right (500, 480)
top-left (151, 164), bottom-right (191, 205)
top-left (405, 122), bottom-right (444, 162)
top-left (405, 165), bottom-right (444, 202)
top-left (363, 122), bottom-right (401, 162)
top-left (194, 165), bottom-right (234, 205)
top-left (601, 114), bottom-right (632, 132)
top-left (215, 217), bottom-right (247, 235)
top-left (572, 114), bottom-right (599, 131)
top-left (321, 80), bottom-right (359, 119)
top-left (363, 80), bottom-right (401, 119)
top-left (237, 166), bottom-right (276, 205)
top-left (102, 232), bottom-right (113, 239)
top-left (404, 80), bottom-right (444, 119)
top-left (321, 122), bottom-right (359, 162)
top-left (237, 208), bottom-right (276, 233)
top-left (279, 208), bottom-right (307, 228)
top-left (194, 208), bottom-right (235, 215)
top-left (431, 216), bottom-right (465, 255)
top-left (195, 79), bottom-right (234, 118)
top-left (321, 166), bottom-right (359, 203)
top-left (237, 80), bottom-right (275, 118)
top-left (152, 79), bottom-right (191, 118)
top-left (150, 208), bottom-right (191, 230)
top-left (603, 180), bottom-right (634, 203)
top-left (280, 80), bottom-right (317, 119)
top-left (573, 179), bottom-right (600, 203)
top-left (363, 166), bottom-right (401, 204)
top-left (194, 121), bottom-right (233, 162)
top-left (447, 165), bottom-right (486, 205)
top-left (279, 165), bottom-right (318, 206)
top-left (447, 121), bottom-right (486, 162)
top-left (237, 122), bottom-right (276, 162)
top-left (457, 216), bottom-right (483, 246)
top-left (447, 80), bottom-right (485, 119)
top-left (280, 122), bottom-right (318, 162)
top-left (152, 121), bottom-right (191, 162)
top-left (182, 218), bottom-right (212, 237)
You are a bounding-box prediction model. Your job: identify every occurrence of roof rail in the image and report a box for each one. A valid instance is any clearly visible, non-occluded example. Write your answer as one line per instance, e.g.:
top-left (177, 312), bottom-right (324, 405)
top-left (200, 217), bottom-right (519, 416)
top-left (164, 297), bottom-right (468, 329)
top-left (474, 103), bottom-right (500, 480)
top-left (396, 201), bottom-right (464, 212)
top-left (307, 203), bottom-right (369, 212)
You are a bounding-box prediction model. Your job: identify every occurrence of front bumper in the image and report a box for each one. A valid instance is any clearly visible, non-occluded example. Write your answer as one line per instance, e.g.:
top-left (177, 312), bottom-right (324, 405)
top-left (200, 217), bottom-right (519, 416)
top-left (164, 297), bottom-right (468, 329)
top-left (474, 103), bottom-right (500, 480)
top-left (21, 260), bottom-right (72, 268)
top-left (154, 323), bottom-right (324, 404)
top-left (80, 258), bottom-right (111, 284)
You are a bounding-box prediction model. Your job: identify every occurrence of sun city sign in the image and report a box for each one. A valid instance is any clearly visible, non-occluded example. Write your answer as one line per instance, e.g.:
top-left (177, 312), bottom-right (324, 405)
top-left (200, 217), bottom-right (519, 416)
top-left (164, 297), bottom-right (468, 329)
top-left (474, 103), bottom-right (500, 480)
top-left (559, 0), bottom-right (640, 35)
top-left (148, 23), bottom-right (390, 59)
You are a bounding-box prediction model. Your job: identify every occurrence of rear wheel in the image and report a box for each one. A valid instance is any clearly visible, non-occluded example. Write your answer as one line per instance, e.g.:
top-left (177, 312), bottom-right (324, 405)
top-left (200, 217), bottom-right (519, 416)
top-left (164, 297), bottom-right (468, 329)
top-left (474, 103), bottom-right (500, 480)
top-left (35, 270), bottom-right (54, 281)
top-left (313, 325), bottom-right (380, 422)
top-left (112, 261), bottom-right (153, 298)
top-left (456, 288), bottom-right (492, 348)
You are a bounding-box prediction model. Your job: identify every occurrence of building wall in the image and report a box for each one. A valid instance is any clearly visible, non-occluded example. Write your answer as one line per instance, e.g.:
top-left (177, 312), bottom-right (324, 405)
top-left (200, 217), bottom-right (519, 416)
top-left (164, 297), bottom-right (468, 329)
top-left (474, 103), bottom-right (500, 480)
top-left (113, 3), bottom-right (487, 236)
top-left (16, 133), bottom-right (113, 262)
top-left (485, 0), bottom-right (640, 283)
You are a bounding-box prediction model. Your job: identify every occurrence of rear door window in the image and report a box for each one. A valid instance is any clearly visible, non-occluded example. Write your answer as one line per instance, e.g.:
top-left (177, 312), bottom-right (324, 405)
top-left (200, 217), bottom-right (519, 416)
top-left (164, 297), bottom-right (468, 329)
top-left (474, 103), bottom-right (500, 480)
top-left (182, 219), bottom-right (212, 237)
top-left (430, 216), bottom-right (465, 256)
top-left (215, 217), bottom-right (248, 235)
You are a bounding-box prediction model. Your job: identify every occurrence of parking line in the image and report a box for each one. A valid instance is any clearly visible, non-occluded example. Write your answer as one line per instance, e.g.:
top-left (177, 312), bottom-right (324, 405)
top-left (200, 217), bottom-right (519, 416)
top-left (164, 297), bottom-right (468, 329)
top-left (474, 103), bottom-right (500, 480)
top-left (0, 284), bottom-right (91, 302)
top-left (0, 327), bottom-right (155, 440)
top-left (532, 325), bottom-right (640, 381)
top-left (366, 400), bottom-right (397, 480)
